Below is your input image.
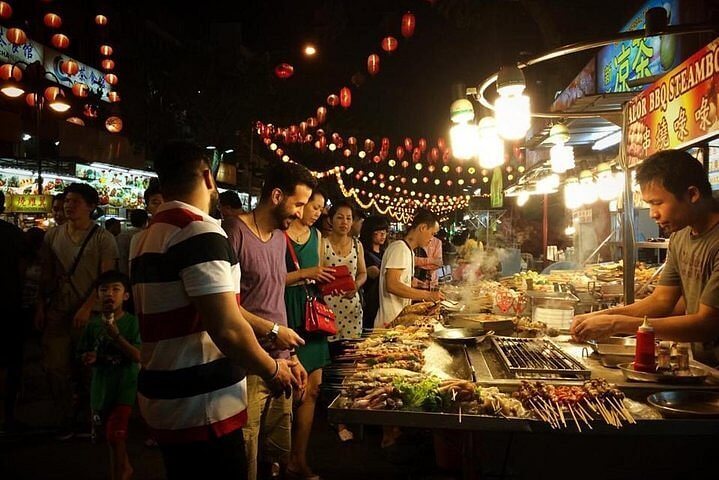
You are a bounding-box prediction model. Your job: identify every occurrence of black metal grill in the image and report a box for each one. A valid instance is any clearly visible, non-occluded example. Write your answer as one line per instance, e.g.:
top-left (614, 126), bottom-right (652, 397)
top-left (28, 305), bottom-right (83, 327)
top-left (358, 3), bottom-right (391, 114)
top-left (491, 336), bottom-right (591, 380)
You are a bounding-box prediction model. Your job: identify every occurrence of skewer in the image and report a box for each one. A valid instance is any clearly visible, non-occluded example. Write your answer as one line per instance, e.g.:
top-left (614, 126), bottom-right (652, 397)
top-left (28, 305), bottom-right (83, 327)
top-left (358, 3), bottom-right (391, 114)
top-left (528, 399), bottom-right (550, 425)
top-left (554, 401), bottom-right (567, 428)
top-left (568, 404), bottom-right (582, 432)
top-left (611, 397), bottom-right (635, 424)
top-left (539, 397), bottom-right (560, 428)
top-left (576, 405), bottom-right (594, 430)
top-left (608, 400), bottom-right (628, 422)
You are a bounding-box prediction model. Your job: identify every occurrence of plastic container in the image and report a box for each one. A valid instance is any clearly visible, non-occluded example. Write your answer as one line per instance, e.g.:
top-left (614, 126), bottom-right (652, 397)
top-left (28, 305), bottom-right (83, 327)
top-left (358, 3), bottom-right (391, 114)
top-left (633, 316), bottom-right (656, 372)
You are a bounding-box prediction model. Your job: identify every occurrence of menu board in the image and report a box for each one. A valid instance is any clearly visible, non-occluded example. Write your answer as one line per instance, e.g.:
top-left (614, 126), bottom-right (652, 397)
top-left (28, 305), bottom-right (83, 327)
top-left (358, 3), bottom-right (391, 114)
top-left (0, 169), bottom-right (72, 196)
top-left (75, 163), bottom-right (155, 208)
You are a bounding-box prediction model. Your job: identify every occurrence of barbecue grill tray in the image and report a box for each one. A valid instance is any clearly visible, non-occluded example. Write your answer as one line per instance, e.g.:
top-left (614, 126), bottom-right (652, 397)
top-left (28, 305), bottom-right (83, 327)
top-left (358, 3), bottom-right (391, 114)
top-left (491, 336), bottom-right (591, 380)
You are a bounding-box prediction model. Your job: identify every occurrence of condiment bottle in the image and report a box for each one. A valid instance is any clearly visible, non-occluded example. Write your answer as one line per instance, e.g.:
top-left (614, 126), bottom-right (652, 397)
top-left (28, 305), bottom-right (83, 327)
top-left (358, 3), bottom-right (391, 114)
top-left (675, 344), bottom-right (690, 373)
top-left (633, 316), bottom-right (656, 372)
top-left (656, 341), bottom-right (672, 373)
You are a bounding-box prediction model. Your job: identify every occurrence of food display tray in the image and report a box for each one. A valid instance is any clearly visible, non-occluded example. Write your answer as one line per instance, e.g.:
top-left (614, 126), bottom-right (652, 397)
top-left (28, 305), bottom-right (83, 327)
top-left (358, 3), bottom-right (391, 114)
top-left (618, 363), bottom-right (709, 385)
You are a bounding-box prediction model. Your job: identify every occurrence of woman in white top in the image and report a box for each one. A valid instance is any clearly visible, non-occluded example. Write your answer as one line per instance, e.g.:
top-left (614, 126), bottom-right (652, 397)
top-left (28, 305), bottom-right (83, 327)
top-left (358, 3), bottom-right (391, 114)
top-left (321, 201), bottom-right (367, 341)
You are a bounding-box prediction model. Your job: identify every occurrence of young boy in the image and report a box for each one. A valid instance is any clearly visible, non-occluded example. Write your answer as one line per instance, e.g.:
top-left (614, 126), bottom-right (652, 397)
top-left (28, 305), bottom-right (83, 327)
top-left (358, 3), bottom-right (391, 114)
top-left (78, 271), bottom-right (140, 480)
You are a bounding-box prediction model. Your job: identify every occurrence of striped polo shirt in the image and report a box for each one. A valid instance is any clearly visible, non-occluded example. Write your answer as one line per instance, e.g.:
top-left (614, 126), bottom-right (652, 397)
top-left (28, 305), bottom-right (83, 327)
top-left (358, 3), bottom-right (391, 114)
top-left (129, 200), bottom-right (247, 444)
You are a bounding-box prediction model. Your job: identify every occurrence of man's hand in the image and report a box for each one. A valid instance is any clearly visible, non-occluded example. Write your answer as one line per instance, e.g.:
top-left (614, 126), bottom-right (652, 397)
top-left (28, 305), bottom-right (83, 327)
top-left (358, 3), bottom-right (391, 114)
top-left (73, 307), bottom-right (92, 328)
top-left (571, 314), bottom-right (616, 342)
top-left (291, 358), bottom-right (308, 391)
top-left (425, 290), bottom-right (444, 302)
top-left (267, 358), bottom-right (300, 398)
top-left (275, 326), bottom-right (305, 350)
top-left (81, 351), bottom-right (97, 366)
top-left (304, 266), bottom-right (336, 283)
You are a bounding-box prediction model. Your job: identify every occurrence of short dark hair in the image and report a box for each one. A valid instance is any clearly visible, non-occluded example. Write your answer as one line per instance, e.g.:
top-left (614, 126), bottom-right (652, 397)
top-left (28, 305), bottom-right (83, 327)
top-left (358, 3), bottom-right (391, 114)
top-left (636, 149), bottom-right (712, 199)
top-left (328, 200), bottom-right (354, 219)
top-left (309, 187), bottom-right (327, 203)
top-left (409, 208), bottom-right (438, 231)
top-left (219, 190), bottom-right (243, 209)
top-left (104, 218), bottom-right (120, 229)
top-left (65, 183), bottom-right (99, 206)
top-left (144, 177), bottom-right (161, 205)
top-left (53, 192), bottom-right (66, 202)
top-left (360, 215), bottom-right (390, 251)
top-left (95, 270), bottom-right (131, 293)
top-left (153, 141), bottom-right (210, 197)
top-left (129, 208), bottom-right (148, 228)
top-left (260, 162), bottom-right (317, 202)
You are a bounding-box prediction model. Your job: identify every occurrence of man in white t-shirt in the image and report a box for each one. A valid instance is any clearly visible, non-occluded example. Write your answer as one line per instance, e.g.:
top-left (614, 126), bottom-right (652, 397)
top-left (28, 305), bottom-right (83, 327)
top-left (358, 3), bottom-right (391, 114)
top-left (375, 209), bottom-right (444, 328)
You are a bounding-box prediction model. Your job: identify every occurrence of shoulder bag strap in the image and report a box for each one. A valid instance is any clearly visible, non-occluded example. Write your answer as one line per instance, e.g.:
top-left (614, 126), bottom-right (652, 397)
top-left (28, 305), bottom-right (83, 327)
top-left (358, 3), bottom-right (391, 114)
top-left (284, 232), bottom-right (301, 271)
top-left (67, 224), bottom-right (99, 278)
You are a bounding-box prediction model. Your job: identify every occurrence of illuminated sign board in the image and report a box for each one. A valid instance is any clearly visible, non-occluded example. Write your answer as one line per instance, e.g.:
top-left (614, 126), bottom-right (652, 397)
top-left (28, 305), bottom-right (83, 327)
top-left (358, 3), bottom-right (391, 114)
top-left (597, 0), bottom-right (681, 94)
top-left (624, 37), bottom-right (719, 167)
top-left (6, 194), bottom-right (53, 213)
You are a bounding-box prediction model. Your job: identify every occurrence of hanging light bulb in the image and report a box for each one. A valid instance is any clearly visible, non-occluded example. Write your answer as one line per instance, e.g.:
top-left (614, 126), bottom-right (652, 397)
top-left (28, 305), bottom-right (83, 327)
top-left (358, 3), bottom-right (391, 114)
top-left (579, 170), bottom-right (598, 205)
top-left (550, 144), bottom-right (575, 173)
top-left (564, 177), bottom-right (582, 210)
top-left (450, 98), bottom-right (475, 124)
top-left (494, 65), bottom-right (530, 140)
top-left (477, 116), bottom-right (504, 169)
top-left (536, 173), bottom-right (560, 193)
top-left (516, 191), bottom-right (530, 207)
top-left (449, 122), bottom-right (479, 160)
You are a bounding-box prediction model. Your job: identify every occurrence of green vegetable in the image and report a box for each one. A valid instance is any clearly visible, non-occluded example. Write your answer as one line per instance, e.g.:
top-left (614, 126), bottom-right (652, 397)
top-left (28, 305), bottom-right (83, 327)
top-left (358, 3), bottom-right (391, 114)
top-left (394, 377), bottom-right (442, 412)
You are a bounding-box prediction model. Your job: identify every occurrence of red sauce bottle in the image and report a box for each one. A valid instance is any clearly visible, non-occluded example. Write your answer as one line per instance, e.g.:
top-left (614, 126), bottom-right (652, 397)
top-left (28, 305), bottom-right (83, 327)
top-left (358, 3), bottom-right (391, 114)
top-left (633, 316), bottom-right (656, 372)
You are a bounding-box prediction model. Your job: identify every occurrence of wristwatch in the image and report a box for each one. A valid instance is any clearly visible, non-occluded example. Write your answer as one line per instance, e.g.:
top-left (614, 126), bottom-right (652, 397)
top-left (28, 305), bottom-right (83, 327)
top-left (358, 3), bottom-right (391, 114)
top-left (267, 323), bottom-right (280, 342)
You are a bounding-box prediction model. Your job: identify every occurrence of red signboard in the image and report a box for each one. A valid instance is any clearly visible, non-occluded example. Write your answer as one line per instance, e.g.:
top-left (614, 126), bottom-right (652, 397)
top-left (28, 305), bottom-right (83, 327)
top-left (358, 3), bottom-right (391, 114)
top-left (624, 37), bottom-right (719, 167)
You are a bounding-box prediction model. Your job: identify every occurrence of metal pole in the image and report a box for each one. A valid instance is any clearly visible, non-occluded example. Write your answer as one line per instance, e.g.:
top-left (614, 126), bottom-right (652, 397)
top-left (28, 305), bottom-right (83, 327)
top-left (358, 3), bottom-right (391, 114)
top-left (35, 101), bottom-right (42, 194)
top-left (542, 194), bottom-right (548, 262)
top-left (619, 108), bottom-right (635, 305)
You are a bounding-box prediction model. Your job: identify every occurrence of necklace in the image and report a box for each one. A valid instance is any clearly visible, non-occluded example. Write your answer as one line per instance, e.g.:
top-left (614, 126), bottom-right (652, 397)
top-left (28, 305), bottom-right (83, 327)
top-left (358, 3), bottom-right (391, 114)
top-left (332, 235), bottom-right (352, 257)
top-left (290, 226), bottom-right (310, 244)
top-left (252, 210), bottom-right (270, 242)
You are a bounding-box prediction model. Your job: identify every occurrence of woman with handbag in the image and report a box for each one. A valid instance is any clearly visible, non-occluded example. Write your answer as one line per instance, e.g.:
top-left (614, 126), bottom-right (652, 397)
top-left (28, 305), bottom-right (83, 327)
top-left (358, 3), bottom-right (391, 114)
top-left (284, 190), bottom-right (335, 480)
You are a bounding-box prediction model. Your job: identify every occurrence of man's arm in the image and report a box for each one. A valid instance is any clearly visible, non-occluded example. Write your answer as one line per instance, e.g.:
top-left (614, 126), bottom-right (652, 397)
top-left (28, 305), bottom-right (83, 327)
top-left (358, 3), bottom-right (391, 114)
top-left (572, 285), bottom-right (680, 324)
top-left (386, 268), bottom-right (442, 302)
top-left (239, 306), bottom-right (304, 350)
top-left (194, 292), bottom-right (296, 390)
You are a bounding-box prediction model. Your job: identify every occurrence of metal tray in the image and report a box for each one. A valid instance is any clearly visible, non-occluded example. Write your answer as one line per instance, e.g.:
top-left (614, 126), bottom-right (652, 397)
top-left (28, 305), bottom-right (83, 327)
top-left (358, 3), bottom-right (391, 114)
top-left (445, 313), bottom-right (515, 333)
top-left (587, 337), bottom-right (637, 356)
top-left (618, 363), bottom-right (709, 385)
top-left (431, 328), bottom-right (491, 345)
top-left (647, 390), bottom-right (719, 418)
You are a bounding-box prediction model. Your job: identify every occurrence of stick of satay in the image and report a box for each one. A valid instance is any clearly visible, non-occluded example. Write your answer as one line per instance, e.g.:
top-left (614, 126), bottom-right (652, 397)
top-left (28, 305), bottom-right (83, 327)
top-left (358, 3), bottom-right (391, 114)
top-left (568, 404), bottom-right (582, 432)
top-left (554, 401), bottom-right (567, 428)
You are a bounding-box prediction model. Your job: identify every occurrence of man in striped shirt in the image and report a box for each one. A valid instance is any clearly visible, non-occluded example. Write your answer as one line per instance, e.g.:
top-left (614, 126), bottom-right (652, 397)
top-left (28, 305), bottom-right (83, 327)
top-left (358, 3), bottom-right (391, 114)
top-left (130, 141), bottom-right (297, 479)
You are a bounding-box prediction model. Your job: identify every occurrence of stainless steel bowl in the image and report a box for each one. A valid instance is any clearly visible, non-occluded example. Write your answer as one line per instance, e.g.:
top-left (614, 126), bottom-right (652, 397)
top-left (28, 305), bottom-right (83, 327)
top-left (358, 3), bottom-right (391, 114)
top-left (431, 328), bottom-right (492, 345)
top-left (647, 390), bottom-right (719, 418)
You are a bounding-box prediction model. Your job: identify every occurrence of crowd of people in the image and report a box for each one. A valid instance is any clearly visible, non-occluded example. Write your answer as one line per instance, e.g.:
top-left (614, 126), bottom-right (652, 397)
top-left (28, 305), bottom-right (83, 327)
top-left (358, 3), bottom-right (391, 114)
top-left (0, 140), bottom-right (447, 480)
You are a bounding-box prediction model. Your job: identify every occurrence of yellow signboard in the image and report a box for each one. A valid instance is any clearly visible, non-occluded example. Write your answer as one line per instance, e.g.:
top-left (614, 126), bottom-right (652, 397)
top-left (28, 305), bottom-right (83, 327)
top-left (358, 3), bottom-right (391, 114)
top-left (6, 194), bottom-right (53, 213)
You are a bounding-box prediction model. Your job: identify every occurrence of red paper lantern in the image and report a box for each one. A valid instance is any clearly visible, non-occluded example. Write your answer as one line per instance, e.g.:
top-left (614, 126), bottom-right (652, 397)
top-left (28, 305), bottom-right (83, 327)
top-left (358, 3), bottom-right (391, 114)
top-left (104, 73), bottom-right (118, 85)
top-left (396, 146), bottom-right (405, 160)
top-left (25, 93), bottom-right (42, 108)
top-left (100, 44), bottom-right (113, 56)
top-left (0, 63), bottom-right (21, 81)
top-left (44, 86), bottom-right (60, 102)
top-left (299, 122), bottom-right (308, 135)
top-left (83, 104), bottom-right (99, 118)
top-left (316, 129), bottom-right (325, 137)
top-left (381, 36), bottom-right (398, 53)
top-left (367, 54), bottom-right (380, 76)
top-left (316, 106), bottom-right (327, 124)
top-left (95, 14), bottom-right (108, 26)
top-left (318, 136), bottom-right (327, 150)
top-left (60, 60), bottom-right (79, 76)
top-left (72, 83), bottom-right (90, 97)
top-left (428, 165), bottom-right (436, 173)
top-left (381, 137), bottom-right (390, 150)
top-left (447, 180), bottom-right (453, 186)
top-left (401, 160), bottom-right (409, 169)
top-left (274, 63), bottom-right (294, 79)
top-left (105, 116), bottom-right (123, 133)
top-left (326, 94), bottom-right (339, 107)
top-left (340, 87), bottom-right (351, 108)
top-left (364, 139), bottom-right (375, 153)
top-left (412, 147), bottom-right (421, 162)
top-left (307, 117), bottom-right (318, 128)
top-left (437, 137), bottom-right (447, 151)
top-left (401, 12), bottom-right (416, 38)
top-left (404, 137), bottom-right (413, 152)
top-left (400, 177), bottom-right (407, 184)
top-left (52, 34), bottom-right (70, 49)
top-left (0, 2), bottom-right (12, 20)
top-left (430, 147), bottom-right (439, 162)
top-left (456, 166), bottom-right (463, 173)
top-left (6, 28), bottom-right (27, 45)
top-left (101, 58), bottom-right (115, 70)
top-left (347, 136), bottom-right (357, 146)
top-left (66, 116), bottom-right (85, 126)
top-left (373, 155), bottom-right (381, 164)
top-left (418, 138), bottom-right (427, 152)
top-left (107, 91), bottom-right (120, 103)
top-left (43, 13), bottom-right (62, 28)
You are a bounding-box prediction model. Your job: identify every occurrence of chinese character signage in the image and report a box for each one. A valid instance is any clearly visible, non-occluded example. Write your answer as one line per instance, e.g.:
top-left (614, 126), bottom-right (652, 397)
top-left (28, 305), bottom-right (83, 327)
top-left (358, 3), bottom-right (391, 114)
top-left (6, 194), bottom-right (53, 213)
top-left (625, 37), bottom-right (719, 167)
top-left (551, 59), bottom-right (596, 112)
top-left (597, 0), bottom-right (681, 94)
top-left (0, 26), bottom-right (113, 101)
top-left (0, 169), bottom-right (70, 195)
